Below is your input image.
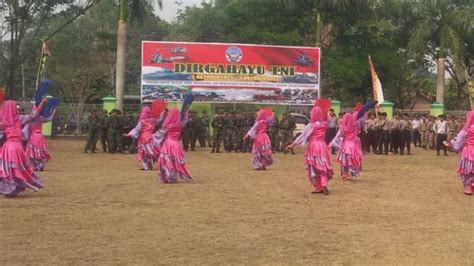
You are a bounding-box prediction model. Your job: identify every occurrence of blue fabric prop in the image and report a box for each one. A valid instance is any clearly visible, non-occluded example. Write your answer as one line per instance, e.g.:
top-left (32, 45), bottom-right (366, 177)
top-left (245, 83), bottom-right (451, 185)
top-left (34, 80), bottom-right (54, 107)
top-left (357, 101), bottom-right (378, 120)
top-left (181, 93), bottom-right (194, 119)
top-left (41, 97), bottom-right (60, 117)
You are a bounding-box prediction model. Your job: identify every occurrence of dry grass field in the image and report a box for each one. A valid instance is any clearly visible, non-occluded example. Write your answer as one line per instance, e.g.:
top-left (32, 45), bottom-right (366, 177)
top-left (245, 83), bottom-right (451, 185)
top-left (1, 139), bottom-right (474, 264)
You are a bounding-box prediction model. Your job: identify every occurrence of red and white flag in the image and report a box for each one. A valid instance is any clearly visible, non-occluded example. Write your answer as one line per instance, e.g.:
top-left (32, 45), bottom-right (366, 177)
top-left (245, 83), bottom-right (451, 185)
top-left (368, 55), bottom-right (384, 105)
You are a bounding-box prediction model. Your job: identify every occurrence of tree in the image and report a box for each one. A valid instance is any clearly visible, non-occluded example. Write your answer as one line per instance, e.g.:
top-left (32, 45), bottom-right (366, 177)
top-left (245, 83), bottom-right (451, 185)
top-left (115, 0), bottom-right (162, 111)
top-left (48, 0), bottom-right (117, 133)
top-left (0, 0), bottom-right (99, 99)
top-left (409, 0), bottom-right (472, 105)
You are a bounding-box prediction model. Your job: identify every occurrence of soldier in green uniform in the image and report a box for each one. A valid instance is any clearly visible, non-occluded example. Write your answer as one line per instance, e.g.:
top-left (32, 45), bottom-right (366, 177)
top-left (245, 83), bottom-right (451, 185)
top-left (279, 112), bottom-right (296, 154)
top-left (182, 111), bottom-right (198, 151)
top-left (84, 110), bottom-right (101, 153)
top-left (240, 111), bottom-right (253, 153)
top-left (99, 110), bottom-right (109, 153)
top-left (268, 114), bottom-right (280, 152)
top-left (211, 113), bottom-right (225, 153)
top-left (198, 111), bottom-right (211, 148)
top-left (232, 111), bottom-right (242, 153)
top-left (223, 112), bottom-right (235, 152)
top-left (107, 109), bottom-right (123, 154)
top-left (121, 112), bottom-right (135, 153)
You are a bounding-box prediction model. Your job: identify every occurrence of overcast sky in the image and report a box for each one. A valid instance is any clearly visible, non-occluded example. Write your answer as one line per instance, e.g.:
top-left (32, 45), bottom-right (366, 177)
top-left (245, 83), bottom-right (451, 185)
top-left (155, 0), bottom-right (211, 22)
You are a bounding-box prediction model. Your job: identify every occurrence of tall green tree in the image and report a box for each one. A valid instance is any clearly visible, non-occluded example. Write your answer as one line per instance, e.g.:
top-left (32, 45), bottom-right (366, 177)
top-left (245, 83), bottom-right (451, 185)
top-left (115, 0), bottom-right (162, 110)
top-left (409, 0), bottom-right (472, 105)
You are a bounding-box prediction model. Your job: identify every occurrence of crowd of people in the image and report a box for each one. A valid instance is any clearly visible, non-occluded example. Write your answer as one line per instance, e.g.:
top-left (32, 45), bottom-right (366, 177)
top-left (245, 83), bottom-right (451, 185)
top-left (3, 95), bottom-right (474, 198)
top-left (84, 109), bottom-right (299, 155)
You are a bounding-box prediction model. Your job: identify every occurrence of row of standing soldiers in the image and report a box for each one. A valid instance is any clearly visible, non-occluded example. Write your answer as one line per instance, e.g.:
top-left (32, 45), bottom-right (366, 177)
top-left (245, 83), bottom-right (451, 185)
top-left (357, 112), bottom-right (463, 156)
top-left (85, 109), bottom-right (298, 154)
top-left (209, 111), bottom-right (296, 154)
top-left (84, 109), bottom-right (139, 154)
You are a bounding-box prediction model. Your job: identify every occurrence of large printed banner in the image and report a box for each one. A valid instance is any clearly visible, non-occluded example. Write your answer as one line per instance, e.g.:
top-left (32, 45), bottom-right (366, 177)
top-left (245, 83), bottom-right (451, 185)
top-left (141, 41), bottom-right (320, 103)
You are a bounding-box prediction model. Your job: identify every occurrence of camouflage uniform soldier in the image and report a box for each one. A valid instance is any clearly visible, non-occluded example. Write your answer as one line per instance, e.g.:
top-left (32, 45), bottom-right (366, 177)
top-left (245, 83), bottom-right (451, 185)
top-left (223, 112), bottom-right (235, 152)
top-left (268, 114), bottom-right (280, 152)
top-left (182, 111), bottom-right (198, 151)
top-left (211, 113), bottom-right (225, 153)
top-left (198, 111), bottom-right (210, 148)
top-left (121, 112), bottom-right (134, 152)
top-left (107, 109), bottom-right (123, 154)
top-left (232, 112), bottom-right (242, 152)
top-left (241, 112), bottom-right (253, 153)
top-left (84, 110), bottom-right (101, 153)
top-left (100, 110), bottom-right (109, 152)
top-left (279, 113), bottom-right (296, 154)
top-left (447, 115), bottom-right (458, 142)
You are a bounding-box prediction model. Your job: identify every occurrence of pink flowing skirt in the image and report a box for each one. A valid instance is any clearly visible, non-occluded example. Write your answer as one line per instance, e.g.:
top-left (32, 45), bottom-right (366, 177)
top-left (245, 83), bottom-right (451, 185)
top-left (157, 138), bottom-right (192, 183)
top-left (27, 132), bottom-right (51, 170)
top-left (0, 139), bottom-right (43, 196)
top-left (457, 146), bottom-right (474, 188)
top-left (251, 133), bottom-right (273, 169)
top-left (305, 139), bottom-right (333, 184)
top-left (137, 137), bottom-right (160, 170)
top-left (337, 139), bottom-right (363, 176)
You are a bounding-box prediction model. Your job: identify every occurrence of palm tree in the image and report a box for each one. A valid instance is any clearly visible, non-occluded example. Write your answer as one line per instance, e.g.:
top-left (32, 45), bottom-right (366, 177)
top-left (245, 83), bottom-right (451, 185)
top-left (115, 0), bottom-right (162, 110)
top-left (409, 0), bottom-right (471, 105)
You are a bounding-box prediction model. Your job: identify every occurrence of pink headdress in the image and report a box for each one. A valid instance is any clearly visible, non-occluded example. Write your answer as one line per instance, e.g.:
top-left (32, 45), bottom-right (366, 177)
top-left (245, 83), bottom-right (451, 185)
top-left (340, 112), bottom-right (356, 133)
top-left (256, 107), bottom-right (272, 121)
top-left (0, 100), bottom-right (19, 127)
top-left (463, 111), bottom-right (474, 130)
top-left (139, 106), bottom-right (151, 120)
top-left (310, 106), bottom-right (323, 123)
top-left (162, 108), bottom-right (181, 129)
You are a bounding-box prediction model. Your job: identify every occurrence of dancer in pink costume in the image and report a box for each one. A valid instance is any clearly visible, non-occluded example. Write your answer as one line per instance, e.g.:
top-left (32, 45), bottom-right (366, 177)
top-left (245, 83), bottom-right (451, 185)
top-left (331, 113), bottom-right (364, 180)
top-left (24, 106), bottom-right (55, 171)
top-left (127, 106), bottom-right (163, 170)
top-left (155, 108), bottom-right (192, 183)
top-left (0, 99), bottom-right (47, 197)
top-left (288, 105), bottom-right (333, 194)
top-left (243, 108), bottom-right (273, 170)
top-left (449, 111), bottom-right (474, 195)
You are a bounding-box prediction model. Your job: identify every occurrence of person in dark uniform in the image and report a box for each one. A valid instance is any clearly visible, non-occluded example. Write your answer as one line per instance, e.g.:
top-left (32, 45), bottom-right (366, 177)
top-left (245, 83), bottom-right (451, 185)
top-left (107, 109), bottom-right (123, 154)
top-left (380, 112), bottom-right (390, 155)
top-left (223, 112), bottom-right (235, 152)
top-left (325, 109), bottom-right (338, 154)
top-left (85, 110), bottom-right (101, 153)
top-left (211, 113), bottom-right (225, 153)
top-left (198, 111), bottom-right (210, 148)
top-left (182, 111), bottom-right (198, 151)
top-left (400, 113), bottom-right (412, 155)
top-left (280, 112), bottom-right (296, 154)
top-left (268, 113), bottom-right (279, 152)
top-left (99, 110), bottom-right (109, 153)
top-left (232, 111), bottom-right (242, 153)
top-left (389, 112), bottom-right (401, 154)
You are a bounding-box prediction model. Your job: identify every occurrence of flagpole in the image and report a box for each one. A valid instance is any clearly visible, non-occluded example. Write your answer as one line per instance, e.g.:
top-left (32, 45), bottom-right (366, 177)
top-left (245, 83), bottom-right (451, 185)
top-left (35, 41), bottom-right (45, 90)
top-left (368, 55), bottom-right (378, 117)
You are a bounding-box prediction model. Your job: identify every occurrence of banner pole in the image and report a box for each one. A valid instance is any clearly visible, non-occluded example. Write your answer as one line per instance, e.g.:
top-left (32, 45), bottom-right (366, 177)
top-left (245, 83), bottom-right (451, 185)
top-left (35, 41), bottom-right (45, 90)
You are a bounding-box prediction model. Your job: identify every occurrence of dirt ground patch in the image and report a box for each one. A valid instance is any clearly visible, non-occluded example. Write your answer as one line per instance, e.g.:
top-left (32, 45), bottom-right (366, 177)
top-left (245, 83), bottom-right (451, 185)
top-left (1, 139), bottom-right (473, 264)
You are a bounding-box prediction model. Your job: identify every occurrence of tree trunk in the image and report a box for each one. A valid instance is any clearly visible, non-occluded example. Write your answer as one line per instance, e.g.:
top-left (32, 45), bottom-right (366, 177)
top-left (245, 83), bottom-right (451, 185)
top-left (436, 57), bottom-right (445, 104)
top-left (115, 21), bottom-right (127, 111)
